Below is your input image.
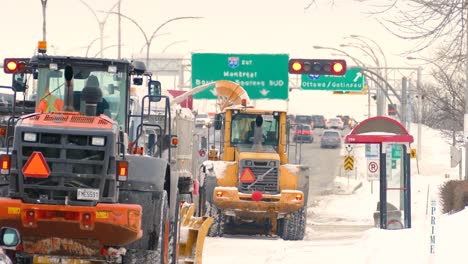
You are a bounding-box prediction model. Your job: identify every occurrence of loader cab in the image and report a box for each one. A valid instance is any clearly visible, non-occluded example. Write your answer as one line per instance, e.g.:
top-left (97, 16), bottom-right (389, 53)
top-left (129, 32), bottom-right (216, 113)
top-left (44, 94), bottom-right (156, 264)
top-left (31, 56), bottom-right (132, 128)
top-left (230, 112), bottom-right (280, 148)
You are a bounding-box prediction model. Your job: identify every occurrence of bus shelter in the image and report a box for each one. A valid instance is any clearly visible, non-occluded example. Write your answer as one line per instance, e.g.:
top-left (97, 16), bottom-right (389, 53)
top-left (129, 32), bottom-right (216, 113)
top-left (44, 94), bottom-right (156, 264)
top-left (345, 116), bottom-right (414, 229)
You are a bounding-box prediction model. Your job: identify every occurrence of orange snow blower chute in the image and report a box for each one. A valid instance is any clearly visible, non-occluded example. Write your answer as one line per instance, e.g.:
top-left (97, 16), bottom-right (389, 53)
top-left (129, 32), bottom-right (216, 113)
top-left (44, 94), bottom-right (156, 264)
top-left (215, 80), bottom-right (250, 110)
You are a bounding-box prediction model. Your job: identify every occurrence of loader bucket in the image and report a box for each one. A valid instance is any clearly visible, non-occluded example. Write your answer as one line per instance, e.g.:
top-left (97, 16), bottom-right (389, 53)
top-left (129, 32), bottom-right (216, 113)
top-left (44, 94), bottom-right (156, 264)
top-left (178, 203), bottom-right (213, 264)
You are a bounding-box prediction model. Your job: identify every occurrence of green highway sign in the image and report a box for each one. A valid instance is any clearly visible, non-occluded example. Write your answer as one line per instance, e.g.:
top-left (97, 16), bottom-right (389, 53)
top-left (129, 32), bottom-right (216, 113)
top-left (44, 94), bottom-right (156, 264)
top-left (191, 53), bottom-right (289, 100)
top-left (300, 68), bottom-right (364, 91)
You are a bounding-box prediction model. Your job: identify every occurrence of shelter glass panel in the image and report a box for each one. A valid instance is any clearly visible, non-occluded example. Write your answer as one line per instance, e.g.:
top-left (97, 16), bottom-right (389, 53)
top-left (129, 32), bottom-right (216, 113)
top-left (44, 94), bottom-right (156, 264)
top-left (385, 143), bottom-right (406, 229)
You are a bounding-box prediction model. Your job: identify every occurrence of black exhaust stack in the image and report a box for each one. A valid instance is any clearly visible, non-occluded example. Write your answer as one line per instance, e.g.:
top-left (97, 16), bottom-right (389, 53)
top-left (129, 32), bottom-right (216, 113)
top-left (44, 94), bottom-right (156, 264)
top-left (63, 65), bottom-right (74, 111)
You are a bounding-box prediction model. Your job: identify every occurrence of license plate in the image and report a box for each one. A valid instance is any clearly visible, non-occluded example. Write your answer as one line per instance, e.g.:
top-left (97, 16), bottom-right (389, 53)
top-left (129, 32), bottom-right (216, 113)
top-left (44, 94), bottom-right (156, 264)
top-left (77, 188), bottom-right (100, 201)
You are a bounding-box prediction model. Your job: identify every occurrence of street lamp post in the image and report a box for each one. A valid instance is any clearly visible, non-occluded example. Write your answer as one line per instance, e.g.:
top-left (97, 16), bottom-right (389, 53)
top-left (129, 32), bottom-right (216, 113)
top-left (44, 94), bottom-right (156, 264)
top-left (312, 46), bottom-right (365, 66)
top-left (139, 33), bottom-right (171, 54)
top-left (340, 42), bottom-right (385, 116)
top-left (105, 13), bottom-right (203, 67)
top-left (40, 0), bottom-right (47, 41)
top-left (117, 0), bottom-right (122, 59)
top-left (78, 0), bottom-right (120, 58)
top-left (161, 40), bottom-right (188, 54)
top-left (340, 43), bottom-right (381, 67)
top-left (86, 36), bottom-right (108, 57)
top-left (348, 35), bottom-right (388, 117)
top-left (465, 10), bottom-right (468, 180)
top-left (407, 57), bottom-right (460, 163)
top-left (315, 45), bottom-right (377, 118)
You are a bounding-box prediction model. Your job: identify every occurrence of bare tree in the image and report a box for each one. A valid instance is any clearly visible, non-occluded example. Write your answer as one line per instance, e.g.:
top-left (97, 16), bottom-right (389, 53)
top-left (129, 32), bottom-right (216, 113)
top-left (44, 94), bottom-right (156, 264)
top-left (360, 1), bottom-right (465, 57)
top-left (414, 54), bottom-right (465, 145)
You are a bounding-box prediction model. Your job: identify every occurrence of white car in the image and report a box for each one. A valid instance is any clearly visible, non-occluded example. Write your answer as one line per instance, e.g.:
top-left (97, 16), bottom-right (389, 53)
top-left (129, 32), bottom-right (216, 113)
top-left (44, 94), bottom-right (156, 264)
top-left (326, 117), bottom-right (344, 130)
top-left (195, 113), bottom-right (211, 127)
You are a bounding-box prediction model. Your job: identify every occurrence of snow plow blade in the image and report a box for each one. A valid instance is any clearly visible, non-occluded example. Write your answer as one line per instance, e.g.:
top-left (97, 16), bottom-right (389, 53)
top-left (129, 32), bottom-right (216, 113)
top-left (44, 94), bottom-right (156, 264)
top-left (178, 203), bottom-right (213, 264)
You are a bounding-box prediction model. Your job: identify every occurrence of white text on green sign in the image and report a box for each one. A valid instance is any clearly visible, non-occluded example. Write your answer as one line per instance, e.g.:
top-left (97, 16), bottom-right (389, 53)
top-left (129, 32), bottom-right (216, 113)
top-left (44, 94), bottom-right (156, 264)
top-left (300, 68), bottom-right (364, 91)
top-left (191, 53), bottom-right (289, 100)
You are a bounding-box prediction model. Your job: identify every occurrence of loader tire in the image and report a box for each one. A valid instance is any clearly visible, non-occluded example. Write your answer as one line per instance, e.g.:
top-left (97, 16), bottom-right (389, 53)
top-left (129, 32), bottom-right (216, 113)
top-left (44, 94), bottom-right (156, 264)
top-left (206, 200), bottom-right (225, 237)
top-left (122, 249), bottom-right (160, 264)
top-left (169, 191), bottom-right (181, 264)
top-left (15, 253), bottom-right (33, 264)
top-left (121, 191), bottom-right (170, 264)
top-left (278, 206), bottom-right (306, 241)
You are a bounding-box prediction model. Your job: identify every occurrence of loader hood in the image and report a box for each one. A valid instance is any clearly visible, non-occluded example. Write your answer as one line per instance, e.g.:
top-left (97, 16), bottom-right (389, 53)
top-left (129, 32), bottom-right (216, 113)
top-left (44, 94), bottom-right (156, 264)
top-left (236, 144), bottom-right (278, 154)
top-left (20, 112), bottom-right (115, 130)
top-left (237, 149), bottom-right (280, 161)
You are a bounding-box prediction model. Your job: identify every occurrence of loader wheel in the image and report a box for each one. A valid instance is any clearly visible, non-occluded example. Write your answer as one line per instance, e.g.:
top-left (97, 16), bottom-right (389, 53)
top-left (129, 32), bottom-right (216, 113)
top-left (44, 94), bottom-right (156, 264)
top-left (169, 191), bottom-right (181, 264)
top-left (122, 191), bottom-right (170, 264)
top-left (122, 249), bottom-right (160, 264)
top-left (206, 200), bottom-right (225, 237)
top-left (278, 206), bottom-right (306, 241)
top-left (15, 253), bottom-right (33, 264)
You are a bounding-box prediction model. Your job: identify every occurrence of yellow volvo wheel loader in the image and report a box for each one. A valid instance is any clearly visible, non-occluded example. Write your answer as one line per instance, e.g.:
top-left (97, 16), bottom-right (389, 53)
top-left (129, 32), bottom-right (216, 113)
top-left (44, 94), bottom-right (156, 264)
top-left (197, 80), bottom-right (310, 240)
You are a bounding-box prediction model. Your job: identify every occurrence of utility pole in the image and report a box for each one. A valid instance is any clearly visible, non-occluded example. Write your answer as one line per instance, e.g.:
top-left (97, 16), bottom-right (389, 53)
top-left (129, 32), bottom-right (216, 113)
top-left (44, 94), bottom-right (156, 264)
top-left (417, 67), bottom-right (422, 162)
top-left (367, 82), bottom-right (371, 118)
top-left (401, 77), bottom-right (407, 129)
top-left (407, 79), bottom-right (412, 133)
top-left (117, 0), bottom-right (122, 59)
top-left (465, 5), bottom-right (468, 179)
top-left (41, 0), bottom-right (47, 41)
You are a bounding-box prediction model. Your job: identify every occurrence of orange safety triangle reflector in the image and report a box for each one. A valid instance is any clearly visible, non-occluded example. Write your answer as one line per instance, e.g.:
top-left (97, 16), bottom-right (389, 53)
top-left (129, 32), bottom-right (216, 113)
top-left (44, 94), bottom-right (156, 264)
top-left (22, 152), bottom-right (50, 178)
top-left (240, 168), bottom-right (255, 183)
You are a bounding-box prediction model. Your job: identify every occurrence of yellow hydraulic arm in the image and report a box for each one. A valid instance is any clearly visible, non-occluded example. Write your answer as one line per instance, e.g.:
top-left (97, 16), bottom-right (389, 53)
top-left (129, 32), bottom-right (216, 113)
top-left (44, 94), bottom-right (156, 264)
top-left (178, 203), bottom-right (213, 264)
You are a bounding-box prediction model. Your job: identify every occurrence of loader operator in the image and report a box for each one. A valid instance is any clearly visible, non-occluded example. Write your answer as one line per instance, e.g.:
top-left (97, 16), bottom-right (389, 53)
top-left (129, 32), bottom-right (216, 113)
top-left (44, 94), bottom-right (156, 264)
top-left (246, 115), bottom-right (265, 144)
top-left (74, 75), bottom-right (111, 117)
top-left (36, 88), bottom-right (64, 113)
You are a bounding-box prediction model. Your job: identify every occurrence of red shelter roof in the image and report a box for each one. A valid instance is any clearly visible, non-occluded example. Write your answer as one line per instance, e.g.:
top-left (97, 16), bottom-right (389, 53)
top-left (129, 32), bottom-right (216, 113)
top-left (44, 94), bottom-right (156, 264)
top-left (345, 116), bottom-right (414, 144)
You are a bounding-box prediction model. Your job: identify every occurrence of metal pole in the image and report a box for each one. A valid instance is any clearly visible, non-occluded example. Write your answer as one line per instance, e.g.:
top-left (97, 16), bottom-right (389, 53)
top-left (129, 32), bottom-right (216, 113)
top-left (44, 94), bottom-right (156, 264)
top-left (465, 7), bottom-right (468, 179)
top-left (368, 83), bottom-right (371, 118)
top-left (99, 23), bottom-right (104, 58)
top-left (377, 83), bottom-right (383, 116)
top-left (41, 0), bottom-right (47, 41)
top-left (401, 77), bottom-right (407, 128)
top-left (417, 67), bottom-right (422, 162)
top-left (118, 0), bottom-right (122, 59)
top-left (407, 79), bottom-right (412, 133)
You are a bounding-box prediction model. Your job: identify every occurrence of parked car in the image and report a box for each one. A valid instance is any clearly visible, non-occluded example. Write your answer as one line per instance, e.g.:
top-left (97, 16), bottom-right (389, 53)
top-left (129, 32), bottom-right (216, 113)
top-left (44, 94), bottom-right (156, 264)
top-left (320, 129), bottom-right (342, 148)
top-left (293, 124), bottom-right (314, 143)
top-left (311, 115), bottom-right (326, 128)
top-left (195, 112), bottom-right (211, 127)
top-left (326, 117), bottom-right (344, 130)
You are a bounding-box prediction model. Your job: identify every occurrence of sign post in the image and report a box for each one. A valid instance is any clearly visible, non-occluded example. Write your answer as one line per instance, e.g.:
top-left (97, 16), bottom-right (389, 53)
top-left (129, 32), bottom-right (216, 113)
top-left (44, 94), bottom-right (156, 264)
top-left (191, 53), bottom-right (289, 100)
top-left (367, 158), bottom-right (379, 194)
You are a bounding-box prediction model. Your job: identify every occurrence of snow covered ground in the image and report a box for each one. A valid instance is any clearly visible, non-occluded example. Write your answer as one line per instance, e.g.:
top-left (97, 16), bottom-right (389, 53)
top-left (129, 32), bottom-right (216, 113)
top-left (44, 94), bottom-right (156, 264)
top-left (202, 123), bottom-right (463, 264)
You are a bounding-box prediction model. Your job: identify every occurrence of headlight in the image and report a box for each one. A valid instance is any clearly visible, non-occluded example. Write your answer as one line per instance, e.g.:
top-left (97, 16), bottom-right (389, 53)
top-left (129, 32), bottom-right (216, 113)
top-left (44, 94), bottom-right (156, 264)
top-left (269, 161), bottom-right (276, 167)
top-left (245, 160), bottom-right (252, 166)
top-left (91, 136), bottom-right (105, 146)
top-left (23, 132), bottom-right (37, 142)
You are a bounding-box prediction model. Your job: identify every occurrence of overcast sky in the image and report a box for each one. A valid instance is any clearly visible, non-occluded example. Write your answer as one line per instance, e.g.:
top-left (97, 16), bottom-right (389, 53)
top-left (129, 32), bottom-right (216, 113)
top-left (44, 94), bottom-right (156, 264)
top-left (0, 0), bottom-right (414, 65)
top-left (0, 0), bottom-right (428, 118)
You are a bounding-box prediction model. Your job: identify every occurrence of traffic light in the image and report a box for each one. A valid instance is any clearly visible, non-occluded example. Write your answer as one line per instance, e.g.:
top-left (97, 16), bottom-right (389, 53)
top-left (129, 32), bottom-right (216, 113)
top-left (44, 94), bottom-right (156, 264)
top-left (288, 59), bottom-right (346, 75)
top-left (3, 59), bottom-right (26, 74)
top-left (388, 104), bottom-right (397, 116)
